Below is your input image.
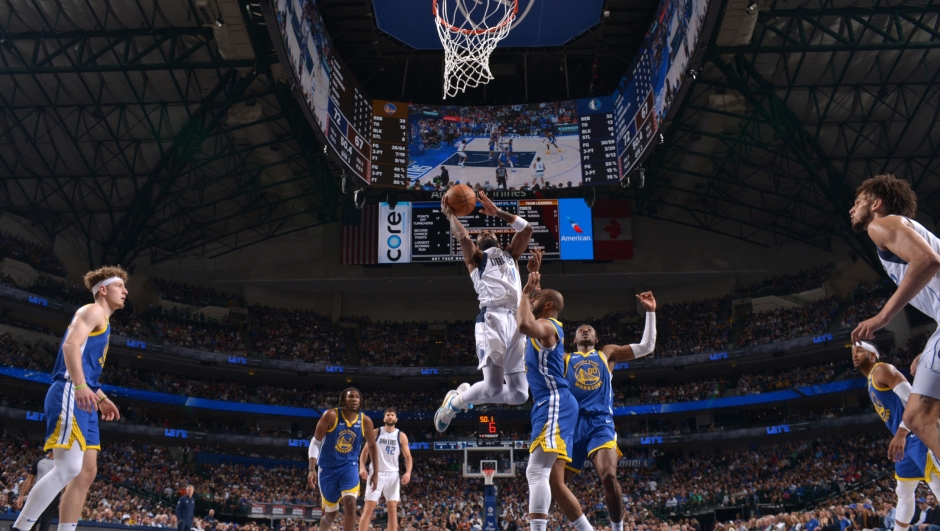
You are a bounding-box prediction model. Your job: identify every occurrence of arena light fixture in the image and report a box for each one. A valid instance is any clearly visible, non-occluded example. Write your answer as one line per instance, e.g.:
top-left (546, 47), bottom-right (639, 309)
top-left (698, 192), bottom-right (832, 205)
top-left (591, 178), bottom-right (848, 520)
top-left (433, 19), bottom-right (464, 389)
top-left (637, 166), bottom-right (646, 189)
top-left (354, 188), bottom-right (367, 210)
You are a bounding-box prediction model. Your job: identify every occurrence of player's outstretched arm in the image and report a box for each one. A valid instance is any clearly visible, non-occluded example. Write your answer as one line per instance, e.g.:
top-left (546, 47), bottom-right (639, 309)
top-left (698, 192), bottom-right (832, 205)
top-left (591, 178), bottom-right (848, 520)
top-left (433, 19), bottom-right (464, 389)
top-left (64, 304), bottom-right (107, 413)
top-left (853, 217), bottom-right (940, 343)
top-left (601, 292), bottom-right (657, 364)
top-left (399, 432), bottom-right (413, 485)
top-left (362, 415), bottom-right (379, 491)
top-left (308, 409), bottom-right (336, 490)
top-left (478, 191), bottom-right (533, 261)
top-left (442, 199), bottom-right (482, 272)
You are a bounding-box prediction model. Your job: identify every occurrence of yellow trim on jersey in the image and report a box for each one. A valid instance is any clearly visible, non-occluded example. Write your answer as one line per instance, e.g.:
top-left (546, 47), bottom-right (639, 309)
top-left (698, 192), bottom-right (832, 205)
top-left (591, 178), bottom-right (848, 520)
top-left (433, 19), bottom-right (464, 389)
top-left (88, 319), bottom-right (110, 337)
top-left (926, 451), bottom-right (940, 480)
top-left (529, 424), bottom-right (571, 462)
top-left (869, 363), bottom-right (892, 391)
top-left (547, 318), bottom-right (563, 326)
top-left (896, 473), bottom-right (926, 482)
top-left (339, 410), bottom-right (360, 427)
top-left (563, 353), bottom-right (571, 376)
top-left (44, 417), bottom-right (91, 451)
top-left (587, 440), bottom-right (621, 458)
top-left (327, 409), bottom-right (340, 433)
top-left (321, 487), bottom-right (359, 510)
top-left (597, 351), bottom-right (609, 367)
top-left (564, 464), bottom-right (582, 473)
top-left (530, 338), bottom-right (542, 352)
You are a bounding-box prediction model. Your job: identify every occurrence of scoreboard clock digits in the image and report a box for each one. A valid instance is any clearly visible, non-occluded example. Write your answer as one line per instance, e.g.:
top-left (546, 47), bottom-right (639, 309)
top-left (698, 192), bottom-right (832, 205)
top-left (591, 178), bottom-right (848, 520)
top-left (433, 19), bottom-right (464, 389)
top-left (477, 414), bottom-right (500, 446)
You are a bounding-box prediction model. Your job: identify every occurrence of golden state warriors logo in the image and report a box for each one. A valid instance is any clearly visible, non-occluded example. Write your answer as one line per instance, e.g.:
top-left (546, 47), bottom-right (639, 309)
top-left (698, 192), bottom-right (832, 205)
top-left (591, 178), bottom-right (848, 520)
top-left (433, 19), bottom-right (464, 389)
top-left (335, 430), bottom-right (356, 453)
top-left (572, 359), bottom-right (602, 391)
top-left (870, 391), bottom-right (890, 423)
top-left (98, 343), bottom-right (109, 368)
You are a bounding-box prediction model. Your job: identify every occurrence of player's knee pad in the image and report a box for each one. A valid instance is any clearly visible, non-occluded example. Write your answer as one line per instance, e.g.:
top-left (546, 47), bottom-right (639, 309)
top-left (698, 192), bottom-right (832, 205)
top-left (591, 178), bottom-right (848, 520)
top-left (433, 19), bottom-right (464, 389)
top-left (896, 480), bottom-right (918, 525)
top-left (51, 446), bottom-right (85, 482)
top-left (526, 450), bottom-right (554, 514)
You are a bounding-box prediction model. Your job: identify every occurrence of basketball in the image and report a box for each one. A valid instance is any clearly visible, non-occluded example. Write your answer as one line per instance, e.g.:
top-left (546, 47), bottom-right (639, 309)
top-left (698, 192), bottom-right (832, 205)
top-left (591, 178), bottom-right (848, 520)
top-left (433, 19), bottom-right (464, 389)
top-left (444, 184), bottom-right (478, 217)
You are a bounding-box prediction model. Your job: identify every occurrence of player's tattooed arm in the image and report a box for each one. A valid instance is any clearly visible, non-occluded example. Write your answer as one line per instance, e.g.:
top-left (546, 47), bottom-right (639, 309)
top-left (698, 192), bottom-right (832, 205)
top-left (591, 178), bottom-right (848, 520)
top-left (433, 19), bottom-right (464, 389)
top-left (479, 191), bottom-right (533, 260)
top-left (442, 198), bottom-right (482, 271)
top-left (362, 415), bottom-right (379, 491)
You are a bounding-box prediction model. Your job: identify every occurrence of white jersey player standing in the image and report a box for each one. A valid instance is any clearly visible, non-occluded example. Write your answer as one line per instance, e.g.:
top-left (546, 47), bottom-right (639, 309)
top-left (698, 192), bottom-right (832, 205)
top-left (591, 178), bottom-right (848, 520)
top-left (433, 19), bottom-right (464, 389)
top-left (850, 173), bottom-right (940, 468)
top-left (358, 408), bottom-right (412, 531)
top-left (435, 191), bottom-right (534, 432)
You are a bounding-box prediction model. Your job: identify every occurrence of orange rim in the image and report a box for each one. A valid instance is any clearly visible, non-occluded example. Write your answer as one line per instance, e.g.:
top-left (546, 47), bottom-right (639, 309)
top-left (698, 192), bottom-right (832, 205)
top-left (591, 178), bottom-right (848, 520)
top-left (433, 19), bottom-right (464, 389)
top-left (432, 0), bottom-right (519, 35)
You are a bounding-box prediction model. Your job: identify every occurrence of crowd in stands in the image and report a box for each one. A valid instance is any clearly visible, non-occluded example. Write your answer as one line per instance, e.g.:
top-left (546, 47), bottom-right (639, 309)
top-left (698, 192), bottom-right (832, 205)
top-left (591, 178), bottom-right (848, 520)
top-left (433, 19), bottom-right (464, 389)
top-left (147, 313), bottom-right (247, 355)
top-left (655, 297), bottom-right (733, 358)
top-left (738, 298), bottom-right (841, 348)
top-left (733, 264), bottom-right (834, 299)
top-left (151, 278), bottom-right (245, 308)
top-left (0, 431), bottom-right (903, 531)
top-left (250, 306), bottom-right (346, 364)
top-left (0, 313), bottom-right (53, 335)
top-left (25, 276), bottom-right (91, 306)
top-left (357, 319), bottom-right (433, 367)
top-left (839, 280), bottom-right (894, 330)
top-left (0, 230), bottom-right (68, 277)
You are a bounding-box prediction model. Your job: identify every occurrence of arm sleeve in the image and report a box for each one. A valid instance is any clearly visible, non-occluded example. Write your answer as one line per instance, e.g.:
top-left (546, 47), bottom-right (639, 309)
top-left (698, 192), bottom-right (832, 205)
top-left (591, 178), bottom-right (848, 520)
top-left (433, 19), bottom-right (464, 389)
top-left (894, 380), bottom-right (913, 404)
top-left (628, 312), bottom-right (657, 359)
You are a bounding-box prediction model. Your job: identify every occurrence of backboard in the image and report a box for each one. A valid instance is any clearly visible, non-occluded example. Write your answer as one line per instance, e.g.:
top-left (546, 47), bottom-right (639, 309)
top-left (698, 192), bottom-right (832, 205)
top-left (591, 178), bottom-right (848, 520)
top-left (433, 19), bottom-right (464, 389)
top-left (463, 447), bottom-right (516, 478)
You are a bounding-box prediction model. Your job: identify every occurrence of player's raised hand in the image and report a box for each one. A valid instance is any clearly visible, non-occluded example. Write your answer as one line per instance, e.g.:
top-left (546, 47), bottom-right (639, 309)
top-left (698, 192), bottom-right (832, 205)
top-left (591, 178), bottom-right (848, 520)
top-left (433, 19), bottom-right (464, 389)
top-left (523, 271), bottom-right (541, 296)
top-left (307, 469), bottom-right (318, 491)
top-left (440, 197), bottom-right (453, 217)
top-left (527, 247), bottom-right (543, 274)
top-left (477, 191), bottom-right (499, 216)
top-left (851, 313), bottom-right (887, 344)
top-left (636, 291), bottom-right (657, 312)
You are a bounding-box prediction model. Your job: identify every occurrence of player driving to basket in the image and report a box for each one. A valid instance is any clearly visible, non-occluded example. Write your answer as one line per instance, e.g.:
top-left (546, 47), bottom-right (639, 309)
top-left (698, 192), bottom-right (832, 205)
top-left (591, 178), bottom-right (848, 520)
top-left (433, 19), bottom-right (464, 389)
top-left (563, 292), bottom-right (657, 531)
top-left (434, 191), bottom-right (535, 432)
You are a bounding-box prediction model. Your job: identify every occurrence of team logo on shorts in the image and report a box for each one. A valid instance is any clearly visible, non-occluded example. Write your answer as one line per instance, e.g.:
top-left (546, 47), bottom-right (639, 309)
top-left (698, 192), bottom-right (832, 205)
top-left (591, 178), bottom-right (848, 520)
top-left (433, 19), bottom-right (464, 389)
top-left (573, 359), bottom-right (602, 391)
top-left (335, 430), bottom-right (357, 453)
top-left (384, 103), bottom-right (397, 115)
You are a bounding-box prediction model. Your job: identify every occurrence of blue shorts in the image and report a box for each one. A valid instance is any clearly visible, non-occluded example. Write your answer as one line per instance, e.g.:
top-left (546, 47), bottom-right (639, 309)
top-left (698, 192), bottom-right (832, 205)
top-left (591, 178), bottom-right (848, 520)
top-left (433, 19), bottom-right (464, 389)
top-left (529, 390), bottom-right (578, 462)
top-left (318, 463), bottom-right (360, 511)
top-left (896, 434), bottom-right (939, 481)
top-left (44, 380), bottom-right (100, 451)
top-left (566, 414), bottom-right (621, 473)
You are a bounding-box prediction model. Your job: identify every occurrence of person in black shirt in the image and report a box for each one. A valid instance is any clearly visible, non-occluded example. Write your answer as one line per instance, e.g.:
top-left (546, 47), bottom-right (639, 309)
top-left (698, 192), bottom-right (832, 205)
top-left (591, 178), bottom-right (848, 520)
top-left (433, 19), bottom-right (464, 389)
top-left (17, 453), bottom-right (57, 531)
top-left (439, 167), bottom-right (450, 187)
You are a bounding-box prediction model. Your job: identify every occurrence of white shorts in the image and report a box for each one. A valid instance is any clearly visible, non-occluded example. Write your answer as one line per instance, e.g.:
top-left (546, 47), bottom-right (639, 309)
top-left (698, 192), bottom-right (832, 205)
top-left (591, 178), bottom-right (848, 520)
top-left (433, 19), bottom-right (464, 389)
top-left (912, 327), bottom-right (940, 400)
top-left (475, 307), bottom-right (526, 374)
top-left (364, 471), bottom-right (401, 502)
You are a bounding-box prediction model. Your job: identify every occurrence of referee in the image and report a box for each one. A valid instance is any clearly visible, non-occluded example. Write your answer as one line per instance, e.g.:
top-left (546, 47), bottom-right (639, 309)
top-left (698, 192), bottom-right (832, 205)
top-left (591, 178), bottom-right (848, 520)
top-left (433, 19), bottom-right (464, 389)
top-left (17, 451), bottom-right (58, 531)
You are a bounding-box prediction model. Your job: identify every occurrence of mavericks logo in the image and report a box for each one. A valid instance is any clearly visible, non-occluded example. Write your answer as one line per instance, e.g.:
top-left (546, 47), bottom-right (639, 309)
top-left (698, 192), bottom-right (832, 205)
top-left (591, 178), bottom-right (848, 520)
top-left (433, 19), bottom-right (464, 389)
top-left (335, 430), bottom-right (357, 453)
top-left (572, 359), bottom-right (602, 391)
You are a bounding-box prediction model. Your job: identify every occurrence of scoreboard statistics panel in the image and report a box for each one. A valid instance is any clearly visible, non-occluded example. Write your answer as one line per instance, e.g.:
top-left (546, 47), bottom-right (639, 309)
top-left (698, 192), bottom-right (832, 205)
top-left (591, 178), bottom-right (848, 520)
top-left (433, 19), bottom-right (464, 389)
top-left (410, 200), bottom-right (561, 262)
top-left (327, 54), bottom-right (372, 184)
top-left (577, 96), bottom-right (619, 185)
top-left (370, 100), bottom-right (409, 188)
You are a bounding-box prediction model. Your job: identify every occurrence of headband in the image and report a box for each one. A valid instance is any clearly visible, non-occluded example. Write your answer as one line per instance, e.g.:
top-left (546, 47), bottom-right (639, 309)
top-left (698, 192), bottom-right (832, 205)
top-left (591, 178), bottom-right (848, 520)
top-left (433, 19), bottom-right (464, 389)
top-left (856, 341), bottom-right (879, 359)
top-left (91, 276), bottom-right (123, 294)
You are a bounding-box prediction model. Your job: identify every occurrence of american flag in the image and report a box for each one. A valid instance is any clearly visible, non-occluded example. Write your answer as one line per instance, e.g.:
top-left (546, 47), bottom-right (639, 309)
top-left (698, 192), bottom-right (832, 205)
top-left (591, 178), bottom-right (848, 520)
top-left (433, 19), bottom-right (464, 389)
top-left (341, 205), bottom-right (378, 265)
top-left (634, 50), bottom-right (653, 107)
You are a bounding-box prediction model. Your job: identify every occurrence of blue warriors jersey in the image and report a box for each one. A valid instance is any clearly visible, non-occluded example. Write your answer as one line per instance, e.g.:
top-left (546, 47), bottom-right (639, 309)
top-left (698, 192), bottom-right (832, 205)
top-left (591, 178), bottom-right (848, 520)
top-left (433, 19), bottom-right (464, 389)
top-left (52, 312), bottom-right (110, 389)
top-left (564, 350), bottom-right (614, 415)
top-left (525, 318), bottom-right (569, 401)
top-left (868, 362), bottom-right (904, 435)
top-left (319, 409), bottom-right (364, 469)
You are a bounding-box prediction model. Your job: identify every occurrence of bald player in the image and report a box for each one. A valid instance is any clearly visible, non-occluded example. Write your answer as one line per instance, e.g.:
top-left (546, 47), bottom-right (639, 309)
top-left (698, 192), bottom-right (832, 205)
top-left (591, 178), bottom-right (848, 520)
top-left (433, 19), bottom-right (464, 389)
top-left (564, 291), bottom-right (657, 531)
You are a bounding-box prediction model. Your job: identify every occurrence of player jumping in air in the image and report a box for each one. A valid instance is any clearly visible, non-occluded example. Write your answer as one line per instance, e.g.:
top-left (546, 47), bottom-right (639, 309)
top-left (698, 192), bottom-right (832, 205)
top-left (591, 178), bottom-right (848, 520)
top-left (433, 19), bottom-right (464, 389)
top-left (849, 174), bottom-right (940, 467)
top-left (853, 341), bottom-right (940, 531)
top-left (518, 248), bottom-right (595, 531)
top-left (13, 267), bottom-right (126, 531)
top-left (564, 292), bottom-right (657, 531)
top-left (308, 388), bottom-right (379, 531)
top-left (434, 191), bottom-right (534, 432)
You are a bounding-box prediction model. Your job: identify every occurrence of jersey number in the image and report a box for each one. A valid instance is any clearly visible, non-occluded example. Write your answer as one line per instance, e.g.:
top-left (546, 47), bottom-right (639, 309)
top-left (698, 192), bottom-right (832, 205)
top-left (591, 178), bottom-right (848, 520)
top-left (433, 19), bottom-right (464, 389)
top-left (385, 445), bottom-right (395, 455)
top-left (490, 257), bottom-right (505, 266)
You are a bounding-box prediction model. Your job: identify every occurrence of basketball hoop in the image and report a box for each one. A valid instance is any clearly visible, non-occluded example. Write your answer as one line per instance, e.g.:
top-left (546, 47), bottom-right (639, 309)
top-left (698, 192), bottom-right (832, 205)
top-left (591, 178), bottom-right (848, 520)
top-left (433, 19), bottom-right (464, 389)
top-left (482, 468), bottom-right (496, 485)
top-left (433, 0), bottom-right (518, 99)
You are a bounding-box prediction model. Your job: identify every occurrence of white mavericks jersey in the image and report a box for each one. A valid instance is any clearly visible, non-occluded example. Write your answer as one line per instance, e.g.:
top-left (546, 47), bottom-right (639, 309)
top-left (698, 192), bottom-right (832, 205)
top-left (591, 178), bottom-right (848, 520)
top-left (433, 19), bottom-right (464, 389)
top-left (535, 161), bottom-right (544, 172)
top-left (371, 428), bottom-right (402, 473)
top-left (878, 215), bottom-right (940, 322)
top-left (472, 247), bottom-right (522, 310)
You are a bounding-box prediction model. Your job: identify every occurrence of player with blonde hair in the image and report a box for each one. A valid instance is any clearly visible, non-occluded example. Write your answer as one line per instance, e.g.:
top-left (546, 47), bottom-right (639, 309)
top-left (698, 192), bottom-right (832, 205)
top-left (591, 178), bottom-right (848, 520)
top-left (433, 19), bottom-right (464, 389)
top-left (14, 266), bottom-right (127, 531)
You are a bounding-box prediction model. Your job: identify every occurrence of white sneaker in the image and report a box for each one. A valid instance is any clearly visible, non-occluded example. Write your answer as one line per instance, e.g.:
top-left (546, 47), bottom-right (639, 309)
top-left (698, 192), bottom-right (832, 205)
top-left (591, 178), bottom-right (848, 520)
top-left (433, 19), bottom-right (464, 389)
top-left (434, 383), bottom-right (471, 433)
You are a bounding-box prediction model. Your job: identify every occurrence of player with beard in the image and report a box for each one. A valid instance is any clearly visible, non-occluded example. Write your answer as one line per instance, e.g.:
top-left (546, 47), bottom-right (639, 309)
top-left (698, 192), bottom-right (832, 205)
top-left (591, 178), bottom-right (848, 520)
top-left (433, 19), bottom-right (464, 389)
top-left (13, 267), bottom-right (126, 531)
top-left (358, 407), bottom-right (413, 531)
top-left (564, 291), bottom-right (657, 531)
top-left (849, 174), bottom-right (940, 468)
top-left (434, 191), bottom-right (534, 432)
top-left (308, 388), bottom-right (378, 531)
top-left (517, 247), bottom-right (594, 531)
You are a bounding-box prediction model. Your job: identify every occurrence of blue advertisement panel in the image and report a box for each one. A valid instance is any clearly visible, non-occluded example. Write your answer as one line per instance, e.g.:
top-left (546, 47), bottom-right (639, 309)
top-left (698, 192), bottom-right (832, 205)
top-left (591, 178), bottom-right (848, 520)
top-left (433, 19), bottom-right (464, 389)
top-left (557, 199), bottom-right (594, 260)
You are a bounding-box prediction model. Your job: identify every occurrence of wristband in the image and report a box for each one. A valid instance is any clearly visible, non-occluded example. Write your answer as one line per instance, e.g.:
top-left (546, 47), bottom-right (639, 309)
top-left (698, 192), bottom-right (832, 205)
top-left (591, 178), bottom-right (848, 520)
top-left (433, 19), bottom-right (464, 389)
top-left (97, 395), bottom-right (107, 404)
top-left (74, 383), bottom-right (88, 390)
top-left (510, 216), bottom-right (529, 232)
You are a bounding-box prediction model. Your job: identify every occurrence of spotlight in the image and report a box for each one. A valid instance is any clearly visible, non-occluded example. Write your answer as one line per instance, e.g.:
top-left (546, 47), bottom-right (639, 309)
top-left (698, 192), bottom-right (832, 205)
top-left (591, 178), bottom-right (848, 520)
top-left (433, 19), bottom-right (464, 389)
top-left (323, 144), bottom-right (328, 155)
top-left (354, 188), bottom-right (367, 210)
top-left (658, 133), bottom-right (665, 145)
top-left (621, 176), bottom-right (631, 188)
top-left (690, 70), bottom-right (698, 80)
top-left (215, 16), bottom-right (224, 27)
top-left (747, 0), bottom-right (757, 11)
top-left (637, 166), bottom-right (646, 189)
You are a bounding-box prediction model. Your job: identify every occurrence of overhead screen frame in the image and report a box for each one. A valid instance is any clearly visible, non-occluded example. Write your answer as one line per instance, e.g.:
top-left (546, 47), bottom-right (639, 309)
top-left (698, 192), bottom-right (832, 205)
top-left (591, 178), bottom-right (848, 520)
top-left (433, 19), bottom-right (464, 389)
top-left (264, 0), bottom-right (719, 190)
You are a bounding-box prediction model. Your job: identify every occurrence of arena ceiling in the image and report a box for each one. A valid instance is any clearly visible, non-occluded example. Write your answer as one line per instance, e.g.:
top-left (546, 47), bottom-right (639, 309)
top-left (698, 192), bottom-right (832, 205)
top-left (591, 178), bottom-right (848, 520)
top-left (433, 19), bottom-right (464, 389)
top-left (0, 0), bottom-right (938, 272)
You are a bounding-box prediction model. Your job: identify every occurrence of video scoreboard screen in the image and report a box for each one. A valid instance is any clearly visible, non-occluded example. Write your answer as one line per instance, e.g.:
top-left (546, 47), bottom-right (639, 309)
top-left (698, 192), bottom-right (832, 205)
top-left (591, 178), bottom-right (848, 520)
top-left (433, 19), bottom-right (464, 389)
top-left (370, 100), bottom-right (409, 187)
top-left (327, 54), bottom-right (372, 183)
top-left (410, 200), bottom-right (560, 262)
top-left (577, 96), bottom-right (620, 185)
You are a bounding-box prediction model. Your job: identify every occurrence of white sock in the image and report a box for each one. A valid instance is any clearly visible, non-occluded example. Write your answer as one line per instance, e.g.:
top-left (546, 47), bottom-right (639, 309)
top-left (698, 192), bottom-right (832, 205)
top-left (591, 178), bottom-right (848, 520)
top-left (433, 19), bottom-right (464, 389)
top-left (58, 524), bottom-right (78, 531)
top-left (530, 519), bottom-right (547, 531)
top-left (612, 521), bottom-right (624, 531)
top-left (572, 515), bottom-right (594, 531)
top-left (13, 514), bottom-right (37, 531)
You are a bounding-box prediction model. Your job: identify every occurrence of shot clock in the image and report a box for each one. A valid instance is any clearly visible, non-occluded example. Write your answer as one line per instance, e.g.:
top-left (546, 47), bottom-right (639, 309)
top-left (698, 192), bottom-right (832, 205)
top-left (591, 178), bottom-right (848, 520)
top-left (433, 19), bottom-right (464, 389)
top-left (476, 414), bottom-right (500, 446)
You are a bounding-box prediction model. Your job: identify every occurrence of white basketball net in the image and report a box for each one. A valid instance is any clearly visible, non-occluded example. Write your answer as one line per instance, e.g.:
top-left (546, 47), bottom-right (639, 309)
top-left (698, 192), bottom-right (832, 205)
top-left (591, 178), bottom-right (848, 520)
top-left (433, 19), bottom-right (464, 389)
top-left (433, 0), bottom-right (518, 99)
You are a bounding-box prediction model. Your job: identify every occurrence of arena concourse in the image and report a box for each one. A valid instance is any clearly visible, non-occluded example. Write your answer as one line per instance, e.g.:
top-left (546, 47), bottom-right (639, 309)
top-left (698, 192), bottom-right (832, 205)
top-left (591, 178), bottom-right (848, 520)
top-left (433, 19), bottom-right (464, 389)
top-left (1, 2), bottom-right (939, 531)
